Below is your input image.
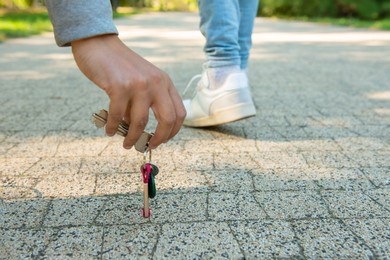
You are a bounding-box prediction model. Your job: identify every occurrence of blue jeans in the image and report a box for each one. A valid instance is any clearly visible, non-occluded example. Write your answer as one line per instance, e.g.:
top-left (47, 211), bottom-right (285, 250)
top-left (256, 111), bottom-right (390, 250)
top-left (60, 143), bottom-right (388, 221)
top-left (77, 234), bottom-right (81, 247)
top-left (198, 0), bottom-right (259, 69)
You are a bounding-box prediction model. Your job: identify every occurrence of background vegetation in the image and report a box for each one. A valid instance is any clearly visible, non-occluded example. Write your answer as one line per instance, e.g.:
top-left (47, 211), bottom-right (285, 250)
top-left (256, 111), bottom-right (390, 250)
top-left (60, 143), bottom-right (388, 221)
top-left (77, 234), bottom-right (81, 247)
top-left (259, 0), bottom-right (390, 20)
top-left (1, 0), bottom-right (389, 42)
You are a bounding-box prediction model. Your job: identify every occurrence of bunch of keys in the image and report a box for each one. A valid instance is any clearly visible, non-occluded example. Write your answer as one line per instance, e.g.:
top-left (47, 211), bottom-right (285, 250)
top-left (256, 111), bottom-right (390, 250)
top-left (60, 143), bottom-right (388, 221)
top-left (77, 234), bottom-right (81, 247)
top-left (92, 109), bottom-right (159, 218)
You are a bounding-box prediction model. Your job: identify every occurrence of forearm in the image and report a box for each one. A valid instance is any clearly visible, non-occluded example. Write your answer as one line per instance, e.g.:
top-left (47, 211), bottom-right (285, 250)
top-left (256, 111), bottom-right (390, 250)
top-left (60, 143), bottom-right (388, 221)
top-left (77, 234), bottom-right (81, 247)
top-left (45, 0), bottom-right (118, 47)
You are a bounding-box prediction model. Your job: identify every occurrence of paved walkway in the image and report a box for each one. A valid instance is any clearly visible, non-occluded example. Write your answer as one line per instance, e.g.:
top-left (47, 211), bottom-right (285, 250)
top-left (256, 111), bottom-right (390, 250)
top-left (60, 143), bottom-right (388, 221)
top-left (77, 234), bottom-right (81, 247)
top-left (1, 12), bottom-right (389, 259)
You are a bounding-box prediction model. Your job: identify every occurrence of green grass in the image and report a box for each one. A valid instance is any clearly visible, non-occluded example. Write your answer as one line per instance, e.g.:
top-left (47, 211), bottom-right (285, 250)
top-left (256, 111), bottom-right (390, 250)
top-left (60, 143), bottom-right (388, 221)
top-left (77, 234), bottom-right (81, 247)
top-left (286, 16), bottom-right (390, 30)
top-left (0, 8), bottom-right (139, 43)
top-left (0, 10), bottom-right (53, 42)
top-left (1, 8), bottom-right (389, 43)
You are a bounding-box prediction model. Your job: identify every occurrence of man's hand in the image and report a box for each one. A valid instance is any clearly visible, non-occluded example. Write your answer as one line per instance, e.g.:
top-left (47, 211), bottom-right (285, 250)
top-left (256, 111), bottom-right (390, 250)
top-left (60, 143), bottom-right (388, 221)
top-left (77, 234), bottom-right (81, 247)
top-left (71, 35), bottom-right (186, 149)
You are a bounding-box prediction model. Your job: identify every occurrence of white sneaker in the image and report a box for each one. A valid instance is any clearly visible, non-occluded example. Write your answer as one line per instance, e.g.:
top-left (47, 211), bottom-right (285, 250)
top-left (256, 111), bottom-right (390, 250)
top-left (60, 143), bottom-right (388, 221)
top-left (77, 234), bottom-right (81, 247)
top-left (182, 70), bottom-right (256, 127)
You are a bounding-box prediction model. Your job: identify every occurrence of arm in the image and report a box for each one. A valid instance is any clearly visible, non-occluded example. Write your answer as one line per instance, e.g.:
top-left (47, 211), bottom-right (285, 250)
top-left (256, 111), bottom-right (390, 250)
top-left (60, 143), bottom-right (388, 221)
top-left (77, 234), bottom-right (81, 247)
top-left (45, 0), bottom-right (186, 149)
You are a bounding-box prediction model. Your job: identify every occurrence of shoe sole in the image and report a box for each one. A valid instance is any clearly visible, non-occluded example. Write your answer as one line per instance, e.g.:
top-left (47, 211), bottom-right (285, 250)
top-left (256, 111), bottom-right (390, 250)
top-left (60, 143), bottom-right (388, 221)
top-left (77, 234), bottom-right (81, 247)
top-left (184, 103), bottom-right (256, 127)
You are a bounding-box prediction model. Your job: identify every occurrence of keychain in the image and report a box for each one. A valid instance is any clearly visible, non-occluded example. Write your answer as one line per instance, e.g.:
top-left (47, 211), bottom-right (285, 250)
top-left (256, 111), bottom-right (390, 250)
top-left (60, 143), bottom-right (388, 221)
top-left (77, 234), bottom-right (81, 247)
top-left (140, 148), bottom-right (159, 218)
top-left (92, 109), bottom-right (159, 218)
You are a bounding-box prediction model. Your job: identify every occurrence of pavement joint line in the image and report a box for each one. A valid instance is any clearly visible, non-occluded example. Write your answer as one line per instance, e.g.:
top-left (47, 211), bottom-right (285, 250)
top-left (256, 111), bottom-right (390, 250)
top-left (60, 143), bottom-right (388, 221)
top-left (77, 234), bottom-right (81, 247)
top-left (336, 218), bottom-right (378, 259)
top-left (2, 216), bottom-right (390, 231)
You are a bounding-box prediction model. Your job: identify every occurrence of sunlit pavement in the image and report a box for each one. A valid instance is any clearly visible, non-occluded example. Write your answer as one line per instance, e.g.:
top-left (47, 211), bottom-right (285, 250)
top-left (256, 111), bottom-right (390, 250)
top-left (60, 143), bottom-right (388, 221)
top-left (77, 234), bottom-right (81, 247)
top-left (0, 12), bottom-right (389, 258)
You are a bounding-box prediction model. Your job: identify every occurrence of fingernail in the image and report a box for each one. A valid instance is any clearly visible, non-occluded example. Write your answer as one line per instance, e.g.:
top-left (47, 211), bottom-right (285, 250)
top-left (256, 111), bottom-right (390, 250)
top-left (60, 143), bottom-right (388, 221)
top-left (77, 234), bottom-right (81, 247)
top-left (124, 144), bottom-right (133, 150)
top-left (106, 131), bottom-right (115, 137)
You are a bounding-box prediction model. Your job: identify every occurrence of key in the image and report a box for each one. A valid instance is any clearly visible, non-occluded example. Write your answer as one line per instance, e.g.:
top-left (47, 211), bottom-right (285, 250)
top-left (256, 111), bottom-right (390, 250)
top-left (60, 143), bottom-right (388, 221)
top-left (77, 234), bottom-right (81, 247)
top-left (92, 109), bottom-right (153, 152)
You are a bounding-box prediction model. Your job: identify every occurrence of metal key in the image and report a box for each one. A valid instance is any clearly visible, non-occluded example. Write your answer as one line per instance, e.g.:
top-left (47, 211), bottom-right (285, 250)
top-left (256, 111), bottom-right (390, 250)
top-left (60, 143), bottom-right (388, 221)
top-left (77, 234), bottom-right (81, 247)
top-left (92, 109), bottom-right (153, 152)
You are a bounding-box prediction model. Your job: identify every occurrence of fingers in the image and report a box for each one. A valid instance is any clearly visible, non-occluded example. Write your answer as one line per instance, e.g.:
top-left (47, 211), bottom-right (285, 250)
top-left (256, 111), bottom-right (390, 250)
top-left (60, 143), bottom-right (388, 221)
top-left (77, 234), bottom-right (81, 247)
top-left (149, 95), bottom-right (175, 149)
top-left (149, 83), bottom-right (186, 149)
top-left (106, 95), bottom-right (127, 136)
top-left (123, 98), bottom-right (149, 149)
top-left (166, 84), bottom-right (186, 140)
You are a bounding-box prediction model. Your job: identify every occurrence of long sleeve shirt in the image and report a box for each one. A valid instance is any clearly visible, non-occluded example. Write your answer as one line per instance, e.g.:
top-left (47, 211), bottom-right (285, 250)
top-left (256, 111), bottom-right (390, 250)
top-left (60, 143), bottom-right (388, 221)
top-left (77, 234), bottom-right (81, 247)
top-left (45, 0), bottom-right (118, 47)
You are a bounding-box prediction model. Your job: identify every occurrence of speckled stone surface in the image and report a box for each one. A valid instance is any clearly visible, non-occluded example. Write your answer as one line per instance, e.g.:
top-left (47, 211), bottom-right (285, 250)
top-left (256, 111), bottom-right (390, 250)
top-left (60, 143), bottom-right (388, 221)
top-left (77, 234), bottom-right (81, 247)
top-left (1, 12), bottom-right (389, 258)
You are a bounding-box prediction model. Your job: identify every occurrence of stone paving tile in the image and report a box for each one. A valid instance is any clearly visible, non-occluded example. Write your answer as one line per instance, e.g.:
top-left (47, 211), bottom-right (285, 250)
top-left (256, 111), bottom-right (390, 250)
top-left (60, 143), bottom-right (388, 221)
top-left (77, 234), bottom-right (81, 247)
top-left (272, 126), bottom-right (309, 140)
top-left (255, 140), bottom-right (298, 152)
top-left (360, 167), bottom-right (390, 188)
top-left (0, 185), bottom-right (41, 200)
top-left (156, 170), bottom-right (208, 193)
top-left (252, 168), bottom-right (318, 191)
top-left (347, 125), bottom-right (390, 138)
top-left (207, 125), bottom-right (247, 140)
top-left (302, 126), bottom-right (357, 139)
top-left (0, 142), bottom-right (16, 156)
top-left (321, 190), bottom-right (389, 218)
top-left (303, 151), bottom-right (359, 168)
top-left (221, 139), bottom-right (259, 153)
top-left (255, 190), bottom-right (330, 219)
top-left (102, 224), bottom-right (159, 259)
top-left (0, 228), bottom-right (56, 259)
top-left (24, 157), bottom-right (82, 176)
top-left (308, 167), bottom-right (374, 190)
top-left (174, 151), bottom-right (214, 171)
top-left (365, 188), bottom-right (390, 210)
top-left (55, 138), bottom-right (109, 157)
top-left (0, 199), bottom-right (48, 228)
top-left (149, 192), bottom-right (207, 223)
top-left (292, 219), bottom-right (375, 258)
top-left (173, 127), bottom-right (216, 140)
top-left (95, 194), bottom-right (150, 225)
top-left (254, 151), bottom-right (308, 169)
top-left (309, 115), bottom-right (363, 127)
top-left (184, 139), bottom-right (228, 153)
top-left (0, 157), bottom-right (40, 176)
top-left (204, 170), bottom-right (254, 192)
top-left (43, 226), bottom-right (103, 258)
top-left (342, 218), bottom-right (390, 259)
top-left (284, 115), bottom-right (321, 127)
top-left (244, 125), bottom-right (286, 140)
top-left (155, 222), bottom-right (243, 259)
top-left (79, 156), bottom-right (126, 174)
top-left (256, 115), bottom-right (290, 127)
top-left (346, 150), bottom-right (390, 167)
top-left (43, 196), bottom-right (106, 227)
top-left (291, 139), bottom-right (342, 152)
top-left (34, 174), bottom-right (96, 198)
top-left (3, 130), bottom-right (46, 143)
top-left (229, 220), bottom-right (303, 258)
top-left (100, 138), bottom-right (137, 157)
top-left (95, 172), bottom-right (141, 195)
top-left (5, 142), bottom-right (58, 158)
top-left (336, 136), bottom-right (390, 151)
top-left (208, 191), bottom-right (266, 221)
top-left (353, 115), bottom-right (390, 126)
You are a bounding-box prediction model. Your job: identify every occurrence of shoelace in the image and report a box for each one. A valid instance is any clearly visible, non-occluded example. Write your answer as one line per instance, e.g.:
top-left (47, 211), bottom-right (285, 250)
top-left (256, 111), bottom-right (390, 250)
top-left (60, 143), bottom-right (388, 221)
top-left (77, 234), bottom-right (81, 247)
top-left (182, 74), bottom-right (202, 98)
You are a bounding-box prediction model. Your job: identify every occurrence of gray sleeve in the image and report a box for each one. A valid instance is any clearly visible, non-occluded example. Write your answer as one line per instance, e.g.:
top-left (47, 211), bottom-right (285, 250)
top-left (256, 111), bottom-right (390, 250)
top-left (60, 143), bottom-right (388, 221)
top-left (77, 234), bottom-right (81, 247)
top-left (45, 0), bottom-right (118, 47)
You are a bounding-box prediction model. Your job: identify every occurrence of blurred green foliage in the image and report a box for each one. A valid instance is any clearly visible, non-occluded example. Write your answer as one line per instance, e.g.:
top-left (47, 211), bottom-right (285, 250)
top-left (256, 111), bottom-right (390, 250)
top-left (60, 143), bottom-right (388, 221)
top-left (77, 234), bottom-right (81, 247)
top-left (259, 0), bottom-right (390, 20)
top-left (1, 0), bottom-right (389, 42)
top-left (115, 0), bottom-right (197, 11)
top-left (0, 10), bottom-right (51, 41)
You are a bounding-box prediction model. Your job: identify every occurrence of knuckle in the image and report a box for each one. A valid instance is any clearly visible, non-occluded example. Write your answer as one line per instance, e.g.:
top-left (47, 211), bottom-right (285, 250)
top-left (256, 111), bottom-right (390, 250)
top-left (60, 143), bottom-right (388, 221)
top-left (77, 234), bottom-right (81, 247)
top-left (177, 108), bottom-right (187, 122)
top-left (161, 114), bottom-right (176, 126)
top-left (150, 71), bottom-right (167, 85)
top-left (133, 118), bottom-right (148, 130)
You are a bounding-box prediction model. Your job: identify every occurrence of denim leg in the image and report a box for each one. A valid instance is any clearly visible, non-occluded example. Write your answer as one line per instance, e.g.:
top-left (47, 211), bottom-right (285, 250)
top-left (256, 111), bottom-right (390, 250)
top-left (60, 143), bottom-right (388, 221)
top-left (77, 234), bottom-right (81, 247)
top-left (238, 0), bottom-right (259, 69)
top-left (198, 0), bottom-right (240, 68)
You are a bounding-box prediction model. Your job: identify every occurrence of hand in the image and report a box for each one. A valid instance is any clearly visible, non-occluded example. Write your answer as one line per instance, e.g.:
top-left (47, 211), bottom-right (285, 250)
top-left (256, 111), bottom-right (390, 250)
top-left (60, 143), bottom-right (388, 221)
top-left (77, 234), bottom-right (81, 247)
top-left (71, 35), bottom-right (186, 149)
